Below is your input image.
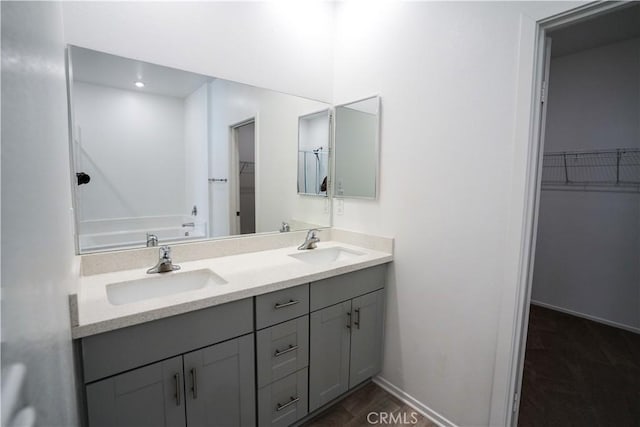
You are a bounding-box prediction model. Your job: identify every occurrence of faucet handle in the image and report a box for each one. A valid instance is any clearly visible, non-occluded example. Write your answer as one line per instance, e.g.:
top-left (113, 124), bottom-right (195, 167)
top-left (307, 228), bottom-right (319, 239)
top-left (159, 245), bottom-right (171, 259)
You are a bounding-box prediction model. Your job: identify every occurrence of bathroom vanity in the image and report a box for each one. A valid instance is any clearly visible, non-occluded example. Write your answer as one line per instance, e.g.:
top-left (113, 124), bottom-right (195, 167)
top-left (71, 232), bottom-right (392, 427)
top-left (64, 39), bottom-right (386, 427)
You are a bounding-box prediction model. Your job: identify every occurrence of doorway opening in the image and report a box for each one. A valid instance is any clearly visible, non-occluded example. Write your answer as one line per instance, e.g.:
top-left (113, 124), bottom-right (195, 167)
top-left (230, 119), bottom-right (256, 235)
top-left (514, 4), bottom-right (640, 426)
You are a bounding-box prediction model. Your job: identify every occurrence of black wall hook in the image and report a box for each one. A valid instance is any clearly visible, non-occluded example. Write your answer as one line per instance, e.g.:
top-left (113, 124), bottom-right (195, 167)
top-left (76, 172), bottom-right (91, 185)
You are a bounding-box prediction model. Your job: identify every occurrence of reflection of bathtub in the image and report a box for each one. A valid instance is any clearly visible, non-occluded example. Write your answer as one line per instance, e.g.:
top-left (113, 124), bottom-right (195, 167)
top-left (78, 216), bottom-right (207, 252)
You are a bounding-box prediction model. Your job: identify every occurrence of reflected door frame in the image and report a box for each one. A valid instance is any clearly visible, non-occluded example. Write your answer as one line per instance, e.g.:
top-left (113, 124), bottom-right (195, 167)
top-left (229, 117), bottom-right (258, 235)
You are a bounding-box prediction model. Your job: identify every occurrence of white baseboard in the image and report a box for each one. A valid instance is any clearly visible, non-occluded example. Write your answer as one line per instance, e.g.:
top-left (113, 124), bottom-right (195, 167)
top-left (531, 300), bottom-right (640, 334)
top-left (373, 376), bottom-right (457, 427)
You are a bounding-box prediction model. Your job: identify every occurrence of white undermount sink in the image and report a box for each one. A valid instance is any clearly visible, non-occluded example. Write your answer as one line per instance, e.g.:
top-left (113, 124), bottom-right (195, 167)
top-left (289, 246), bottom-right (365, 265)
top-left (106, 269), bottom-right (227, 306)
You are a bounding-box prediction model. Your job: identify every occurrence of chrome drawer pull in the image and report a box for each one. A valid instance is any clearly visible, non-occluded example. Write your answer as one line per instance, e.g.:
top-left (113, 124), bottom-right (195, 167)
top-left (274, 299), bottom-right (299, 309)
top-left (174, 373), bottom-right (181, 406)
top-left (276, 396), bottom-right (300, 412)
top-left (190, 368), bottom-right (198, 399)
top-left (274, 344), bottom-right (299, 357)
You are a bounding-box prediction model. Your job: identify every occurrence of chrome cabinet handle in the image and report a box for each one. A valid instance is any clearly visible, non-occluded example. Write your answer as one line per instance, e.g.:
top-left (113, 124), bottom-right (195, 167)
top-left (346, 311), bottom-right (351, 329)
top-left (274, 344), bottom-right (299, 357)
top-left (174, 373), bottom-right (181, 406)
top-left (190, 368), bottom-right (198, 399)
top-left (274, 300), bottom-right (299, 309)
top-left (354, 308), bottom-right (361, 329)
top-left (276, 396), bottom-right (300, 412)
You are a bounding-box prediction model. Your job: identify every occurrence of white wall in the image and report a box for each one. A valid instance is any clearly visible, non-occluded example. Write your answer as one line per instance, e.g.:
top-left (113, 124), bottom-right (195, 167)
top-left (73, 82), bottom-right (186, 222)
top-left (184, 83), bottom-right (210, 229)
top-left (1, 2), bottom-right (79, 425)
top-left (299, 113), bottom-right (329, 152)
top-left (61, 1), bottom-right (335, 102)
top-left (207, 79), bottom-right (331, 237)
top-left (331, 2), bottom-right (583, 426)
top-left (532, 38), bottom-right (640, 331)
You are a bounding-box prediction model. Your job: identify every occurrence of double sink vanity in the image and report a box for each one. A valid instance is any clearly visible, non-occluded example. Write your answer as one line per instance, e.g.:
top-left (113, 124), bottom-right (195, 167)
top-left (65, 42), bottom-right (386, 427)
top-left (70, 229), bottom-right (393, 427)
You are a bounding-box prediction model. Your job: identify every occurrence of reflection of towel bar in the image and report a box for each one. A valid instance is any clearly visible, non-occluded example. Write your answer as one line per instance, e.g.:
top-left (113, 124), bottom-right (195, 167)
top-left (208, 178), bottom-right (228, 183)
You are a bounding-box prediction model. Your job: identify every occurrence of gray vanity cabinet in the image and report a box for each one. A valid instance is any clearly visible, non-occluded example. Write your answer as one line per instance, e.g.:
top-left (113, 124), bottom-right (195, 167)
top-left (184, 334), bottom-right (256, 427)
top-left (86, 335), bottom-right (255, 427)
top-left (255, 285), bottom-right (310, 427)
top-left (82, 299), bottom-right (256, 427)
top-left (308, 265), bottom-right (387, 413)
top-left (85, 356), bottom-right (185, 427)
top-left (81, 265), bottom-right (388, 427)
top-left (348, 290), bottom-right (384, 387)
top-left (309, 301), bottom-right (352, 411)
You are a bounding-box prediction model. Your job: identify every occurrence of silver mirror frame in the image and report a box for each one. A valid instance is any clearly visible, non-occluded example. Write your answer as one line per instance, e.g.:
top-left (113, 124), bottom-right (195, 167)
top-left (65, 46), bottom-right (81, 254)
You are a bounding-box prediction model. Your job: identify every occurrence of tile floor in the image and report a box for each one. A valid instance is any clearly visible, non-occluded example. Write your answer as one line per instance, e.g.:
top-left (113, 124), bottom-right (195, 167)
top-left (302, 382), bottom-right (436, 427)
top-left (519, 305), bottom-right (640, 427)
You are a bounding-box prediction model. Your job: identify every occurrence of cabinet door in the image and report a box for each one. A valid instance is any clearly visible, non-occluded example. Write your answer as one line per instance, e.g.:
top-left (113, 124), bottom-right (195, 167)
top-left (183, 334), bottom-right (256, 427)
top-left (349, 290), bottom-right (384, 387)
top-left (86, 356), bottom-right (185, 427)
top-left (309, 300), bottom-right (351, 411)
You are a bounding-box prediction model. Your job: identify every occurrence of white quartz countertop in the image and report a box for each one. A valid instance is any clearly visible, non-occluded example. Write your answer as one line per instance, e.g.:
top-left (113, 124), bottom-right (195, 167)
top-left (72, 241), bottom-right (392, 338)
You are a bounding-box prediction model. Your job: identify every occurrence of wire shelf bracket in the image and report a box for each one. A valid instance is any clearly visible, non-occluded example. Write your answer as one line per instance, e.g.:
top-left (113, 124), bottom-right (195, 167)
top-left (541, 148), bottom-right (640, 193)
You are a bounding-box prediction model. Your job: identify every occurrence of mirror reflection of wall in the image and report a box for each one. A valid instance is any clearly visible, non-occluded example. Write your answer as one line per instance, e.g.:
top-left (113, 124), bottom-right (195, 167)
top-left (206, 78), bottom-right (331, 238)
top-left (334, 96), bottom-right (380, 199)
top-left (68, 46), bottom-right (332, 253)
top-left (298, 110), bottom-right (330, 196)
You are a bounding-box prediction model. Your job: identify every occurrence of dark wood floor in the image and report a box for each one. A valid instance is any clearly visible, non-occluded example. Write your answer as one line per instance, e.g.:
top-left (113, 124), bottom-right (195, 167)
top-left (519, 305), bottom-right (640, 427)
top-left (302, 382), bottom-right (436, 427)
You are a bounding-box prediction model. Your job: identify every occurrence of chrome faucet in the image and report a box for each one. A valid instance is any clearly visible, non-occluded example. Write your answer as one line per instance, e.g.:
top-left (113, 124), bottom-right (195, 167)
top-left (298, 229), bottom-right (320, 250)
top-left (146, 233), bottom-right (158, 247)
top-left (182, 222), bottom-right (195, 228)
top-left (147, 246), bottom-right (181, 274)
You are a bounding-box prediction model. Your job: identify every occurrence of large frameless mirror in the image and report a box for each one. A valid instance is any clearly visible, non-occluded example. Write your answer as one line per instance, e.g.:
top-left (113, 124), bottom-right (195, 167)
top-left (297, 109), bottom-right (330, 196)
top-left (333, 96), bottom-right (380, 199)
top-left (67, 46), bottom-right (332, 253)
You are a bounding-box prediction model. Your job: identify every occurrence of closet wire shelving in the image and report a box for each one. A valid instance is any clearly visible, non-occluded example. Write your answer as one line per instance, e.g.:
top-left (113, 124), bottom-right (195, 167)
top-left (541, 148), bottom-right (640, 192)
top-left (208, 161), bottom-right (255, 184)
top-left (239, 161), bottom-right (254, 175)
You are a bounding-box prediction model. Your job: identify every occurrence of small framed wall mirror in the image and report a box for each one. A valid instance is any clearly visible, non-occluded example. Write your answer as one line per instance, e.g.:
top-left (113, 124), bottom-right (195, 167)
top-left (333, 96), bottom-right (380, 199)
top-left (297, 109), bottom-right (330, 196)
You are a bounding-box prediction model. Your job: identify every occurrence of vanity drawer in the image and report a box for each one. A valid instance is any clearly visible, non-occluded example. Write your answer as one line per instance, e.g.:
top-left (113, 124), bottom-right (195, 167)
top-left (258, 368), bottom-right (308, 427)
top-left (310, 264), bottom-right (387, 311)
top-left (81, 298), bottom-right (253, 383)
top-left (256, 315), bottom-right (309, 388)
top-left (255, 284), bottom-right (309, 329)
